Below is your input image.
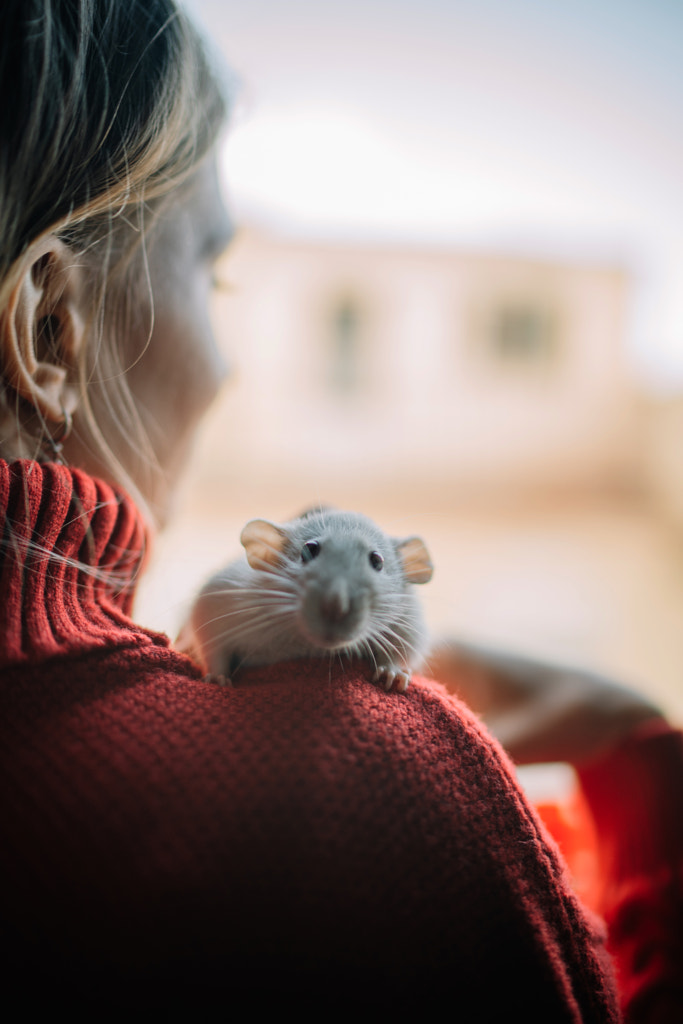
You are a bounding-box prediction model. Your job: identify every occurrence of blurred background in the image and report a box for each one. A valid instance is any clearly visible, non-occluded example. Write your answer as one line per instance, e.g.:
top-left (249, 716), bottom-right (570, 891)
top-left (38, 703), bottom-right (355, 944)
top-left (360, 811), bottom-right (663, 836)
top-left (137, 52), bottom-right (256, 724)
top-left (138, 0), bottom-right (683, 724)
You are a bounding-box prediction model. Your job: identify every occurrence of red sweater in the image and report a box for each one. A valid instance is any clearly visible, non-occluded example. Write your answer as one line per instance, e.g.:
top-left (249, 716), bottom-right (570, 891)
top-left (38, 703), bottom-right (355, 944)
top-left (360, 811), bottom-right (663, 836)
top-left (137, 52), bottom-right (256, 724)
top-left (0, 459), bottom-right (647, 1016)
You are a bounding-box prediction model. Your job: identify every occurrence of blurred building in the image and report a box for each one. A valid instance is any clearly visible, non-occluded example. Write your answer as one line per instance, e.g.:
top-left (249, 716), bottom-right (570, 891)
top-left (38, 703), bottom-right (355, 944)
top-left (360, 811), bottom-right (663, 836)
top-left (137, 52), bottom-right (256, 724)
top-left (200, 229), bottom-right (642, 502)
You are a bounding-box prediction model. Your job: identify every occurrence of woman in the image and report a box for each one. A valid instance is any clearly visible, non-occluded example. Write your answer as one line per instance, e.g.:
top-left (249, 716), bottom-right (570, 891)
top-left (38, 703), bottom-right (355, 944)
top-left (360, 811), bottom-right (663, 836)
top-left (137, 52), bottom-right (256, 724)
top-left (0, 2), bottom-right (678, 1016)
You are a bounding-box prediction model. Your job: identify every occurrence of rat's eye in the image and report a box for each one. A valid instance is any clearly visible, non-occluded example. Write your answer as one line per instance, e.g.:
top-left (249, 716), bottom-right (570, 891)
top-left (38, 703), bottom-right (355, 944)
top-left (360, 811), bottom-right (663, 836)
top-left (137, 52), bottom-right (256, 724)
top-left (369, 551), bottom-right (384, 571)
top-left (301, 540), bottom-right (321, 563)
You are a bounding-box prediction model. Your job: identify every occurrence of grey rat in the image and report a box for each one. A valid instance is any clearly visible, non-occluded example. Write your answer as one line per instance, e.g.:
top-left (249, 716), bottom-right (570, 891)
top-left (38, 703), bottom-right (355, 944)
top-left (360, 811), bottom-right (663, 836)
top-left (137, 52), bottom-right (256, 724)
top-left (185, 507), bottom-right (433, 693)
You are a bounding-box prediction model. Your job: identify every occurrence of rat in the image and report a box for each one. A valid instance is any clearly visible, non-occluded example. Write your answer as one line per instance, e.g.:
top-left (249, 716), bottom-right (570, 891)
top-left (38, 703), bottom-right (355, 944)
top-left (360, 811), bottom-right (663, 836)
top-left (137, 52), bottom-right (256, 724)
top-left (183, 507), bottom-right (433, 693)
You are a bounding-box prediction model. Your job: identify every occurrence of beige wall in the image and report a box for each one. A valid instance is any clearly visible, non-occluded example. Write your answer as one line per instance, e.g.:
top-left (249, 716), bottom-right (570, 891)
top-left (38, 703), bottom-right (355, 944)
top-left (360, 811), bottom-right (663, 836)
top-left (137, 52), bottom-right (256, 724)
top-left (644, 396), bottom-right (683, 530)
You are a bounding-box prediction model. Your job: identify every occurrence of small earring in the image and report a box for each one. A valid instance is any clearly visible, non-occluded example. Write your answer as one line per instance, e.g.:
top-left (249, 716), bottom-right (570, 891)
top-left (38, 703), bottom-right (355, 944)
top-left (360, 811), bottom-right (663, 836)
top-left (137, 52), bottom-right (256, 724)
top-left (45, 404), bottom-right (73, 465)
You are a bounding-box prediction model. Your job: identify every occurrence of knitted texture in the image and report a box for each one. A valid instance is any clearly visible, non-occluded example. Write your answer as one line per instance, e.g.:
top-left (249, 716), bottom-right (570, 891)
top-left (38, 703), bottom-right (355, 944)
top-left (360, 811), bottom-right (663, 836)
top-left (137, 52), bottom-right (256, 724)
top-left (0, 460), bottom-right (620, 1017)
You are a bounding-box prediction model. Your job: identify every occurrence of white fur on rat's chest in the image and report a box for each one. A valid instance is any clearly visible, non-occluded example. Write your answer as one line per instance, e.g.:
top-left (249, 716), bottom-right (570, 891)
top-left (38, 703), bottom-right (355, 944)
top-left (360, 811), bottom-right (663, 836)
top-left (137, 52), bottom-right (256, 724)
top-left (188, 509), bottom-right (433, 693)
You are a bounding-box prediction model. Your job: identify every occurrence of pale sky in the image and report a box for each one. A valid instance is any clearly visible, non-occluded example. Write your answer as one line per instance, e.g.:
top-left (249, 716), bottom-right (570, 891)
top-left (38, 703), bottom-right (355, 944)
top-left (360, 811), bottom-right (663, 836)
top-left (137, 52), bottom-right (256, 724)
top-left (187, 0), bottom-right (683, 390)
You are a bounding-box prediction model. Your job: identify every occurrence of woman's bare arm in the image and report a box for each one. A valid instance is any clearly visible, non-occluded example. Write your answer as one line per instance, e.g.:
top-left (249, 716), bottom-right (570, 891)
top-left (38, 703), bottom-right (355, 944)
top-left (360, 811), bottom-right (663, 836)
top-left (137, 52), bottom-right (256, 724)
top-left (428, 638), bottom-right (665, 766)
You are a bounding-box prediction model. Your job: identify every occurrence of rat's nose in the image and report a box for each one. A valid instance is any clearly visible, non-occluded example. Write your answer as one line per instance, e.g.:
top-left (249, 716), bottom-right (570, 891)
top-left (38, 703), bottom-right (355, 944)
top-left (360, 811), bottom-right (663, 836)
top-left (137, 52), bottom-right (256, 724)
top-left (320, 581), bottom-right (351, 623)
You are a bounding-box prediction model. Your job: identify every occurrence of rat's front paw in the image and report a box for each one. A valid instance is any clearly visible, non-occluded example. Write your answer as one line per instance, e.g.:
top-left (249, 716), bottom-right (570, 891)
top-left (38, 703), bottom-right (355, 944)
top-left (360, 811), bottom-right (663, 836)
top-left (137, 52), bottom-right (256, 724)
top-left (373, 665), bottom-right (411, 694)
top-left (204, 673), bottom-right (233, 688)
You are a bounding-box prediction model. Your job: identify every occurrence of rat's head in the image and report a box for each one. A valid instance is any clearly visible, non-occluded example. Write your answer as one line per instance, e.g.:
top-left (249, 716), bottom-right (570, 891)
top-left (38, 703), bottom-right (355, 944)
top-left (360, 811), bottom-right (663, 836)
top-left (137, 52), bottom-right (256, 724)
top-left (239, 509), bottom-right (433, 651)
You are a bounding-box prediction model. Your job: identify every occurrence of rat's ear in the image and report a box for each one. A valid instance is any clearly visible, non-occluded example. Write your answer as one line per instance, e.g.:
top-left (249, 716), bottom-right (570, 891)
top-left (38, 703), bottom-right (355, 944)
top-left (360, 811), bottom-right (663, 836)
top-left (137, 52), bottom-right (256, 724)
top-left (396, 536), bottom-right (433, 584)
top-left (0, 235), bottom-right (85, 426)
top-left (241, 519), bottom-right (289, 570)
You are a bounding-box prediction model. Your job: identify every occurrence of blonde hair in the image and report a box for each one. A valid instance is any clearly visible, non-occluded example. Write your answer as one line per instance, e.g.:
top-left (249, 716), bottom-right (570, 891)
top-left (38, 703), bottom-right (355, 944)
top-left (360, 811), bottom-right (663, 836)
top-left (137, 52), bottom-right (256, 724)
top-left (0, 0), bottom-right (228, 520)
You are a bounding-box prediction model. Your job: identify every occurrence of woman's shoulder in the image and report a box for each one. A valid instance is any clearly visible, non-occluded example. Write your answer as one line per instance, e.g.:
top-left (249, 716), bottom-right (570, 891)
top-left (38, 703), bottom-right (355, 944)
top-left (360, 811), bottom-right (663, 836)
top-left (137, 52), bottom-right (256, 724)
top-left (1, 651), bottom-right (619, 1016)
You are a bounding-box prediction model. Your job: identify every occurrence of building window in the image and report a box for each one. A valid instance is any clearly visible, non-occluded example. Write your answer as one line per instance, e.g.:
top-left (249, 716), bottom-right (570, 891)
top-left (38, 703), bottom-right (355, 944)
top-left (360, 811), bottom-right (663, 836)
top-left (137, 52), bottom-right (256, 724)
top-left (328, 295), bottom-right (364, 395)
top-left (474, 298), bottom-right (562, 375)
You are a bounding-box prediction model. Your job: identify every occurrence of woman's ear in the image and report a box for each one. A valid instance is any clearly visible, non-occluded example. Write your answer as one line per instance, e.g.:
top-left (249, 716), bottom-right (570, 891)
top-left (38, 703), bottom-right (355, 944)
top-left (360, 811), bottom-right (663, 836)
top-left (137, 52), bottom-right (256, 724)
top-left (0, 235), bottom-right (85, 424)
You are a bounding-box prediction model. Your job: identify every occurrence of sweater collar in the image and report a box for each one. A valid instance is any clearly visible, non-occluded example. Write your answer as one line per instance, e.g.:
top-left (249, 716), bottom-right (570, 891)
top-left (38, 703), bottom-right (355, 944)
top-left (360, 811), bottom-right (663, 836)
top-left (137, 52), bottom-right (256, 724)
top-left (0, 459), bottom-right (164, 665)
